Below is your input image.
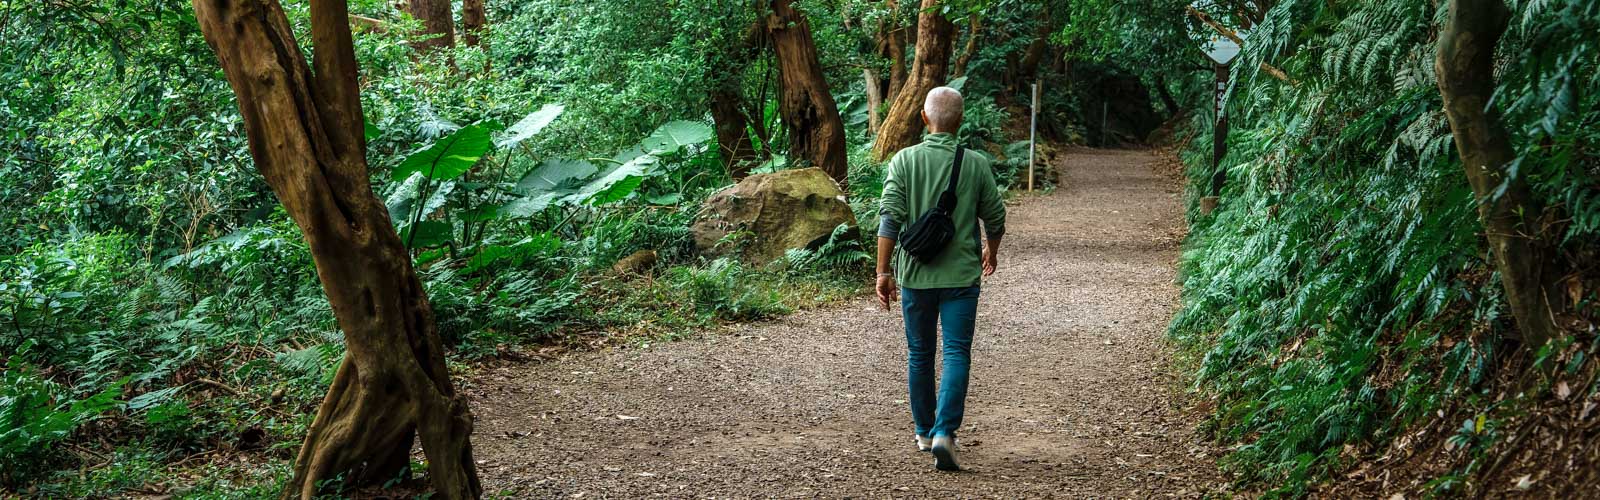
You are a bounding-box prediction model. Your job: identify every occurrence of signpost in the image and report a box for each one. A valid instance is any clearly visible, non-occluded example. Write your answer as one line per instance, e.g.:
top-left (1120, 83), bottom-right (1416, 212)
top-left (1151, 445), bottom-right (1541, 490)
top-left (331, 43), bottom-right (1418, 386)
top-left (1028, 81), bottom-right (1040, 192)
top-left (1200, 33), bottom-right (1240, 214)
top-left (1211, 60), bottom-right (1230, 197)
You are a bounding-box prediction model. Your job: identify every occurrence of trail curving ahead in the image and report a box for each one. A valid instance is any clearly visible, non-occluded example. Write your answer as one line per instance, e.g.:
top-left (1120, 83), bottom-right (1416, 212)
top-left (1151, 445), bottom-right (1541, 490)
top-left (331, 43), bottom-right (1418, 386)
top-left (466, 149), bottom-right (1227, 497)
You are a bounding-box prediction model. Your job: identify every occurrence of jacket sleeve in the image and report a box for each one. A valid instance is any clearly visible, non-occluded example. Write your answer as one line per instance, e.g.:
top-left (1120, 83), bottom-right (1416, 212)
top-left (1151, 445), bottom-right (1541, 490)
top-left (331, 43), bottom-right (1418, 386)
top-left (976, 155), bottom-right (1007, 239)
top-left (878, 151), bottom-right (909, 240)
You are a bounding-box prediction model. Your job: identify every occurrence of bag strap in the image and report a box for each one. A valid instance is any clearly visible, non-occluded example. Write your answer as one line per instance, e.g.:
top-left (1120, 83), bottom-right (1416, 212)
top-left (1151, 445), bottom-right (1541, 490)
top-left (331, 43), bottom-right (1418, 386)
top-left (936, 146), bottom-right (966, 213)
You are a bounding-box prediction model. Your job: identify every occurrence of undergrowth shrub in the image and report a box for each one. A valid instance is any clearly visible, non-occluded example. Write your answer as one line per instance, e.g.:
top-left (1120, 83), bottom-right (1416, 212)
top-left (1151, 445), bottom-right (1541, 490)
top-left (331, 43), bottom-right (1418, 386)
top-left (0, 364), bottom-right (122, 488)
top-left (1170, 0), bottom-right (1599, 496)
top-left (668, 258), bottom-right (789, 322)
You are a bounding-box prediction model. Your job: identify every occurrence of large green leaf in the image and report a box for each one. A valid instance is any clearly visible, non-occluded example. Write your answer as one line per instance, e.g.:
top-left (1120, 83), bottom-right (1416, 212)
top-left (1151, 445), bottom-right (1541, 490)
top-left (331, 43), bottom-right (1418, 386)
top-left (571, 155), bottom-right (656, 205)
top-left (385, 172), bottom-right (454, 227)
top-left (401, 220), bottom-right (453, 248)
top-left (496, 103), bottom-right (564, 149)
top-left (841, 98), bottom-right (869, 128)
top-left (636, 120), bottom-right (713, 156)
top-left (392, 122), bottom-right (498, 182)
top-left (516, 158), bottom-right (597, 192)
top-left (363, 117), bottom-right (381, 142)
top-left (502, 192), bottom-right (564, 218)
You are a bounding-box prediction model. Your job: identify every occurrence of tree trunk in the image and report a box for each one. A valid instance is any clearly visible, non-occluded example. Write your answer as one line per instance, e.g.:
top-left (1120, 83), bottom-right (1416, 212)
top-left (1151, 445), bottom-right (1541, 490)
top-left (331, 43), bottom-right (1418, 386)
top-left (1154, 74), bottom-right (1180, 115)
top-left (461, 0), bottom-right (486, 47)
top-left (767, 0), bottom-right (849, 182)
top-left (879, 0), bottom-right (909, 102)
top-left (864, 68), bottom-right (884, 135)
top-left (406, 0), bottom-right (454, 51)
top-left (872, 0), bottom-right (954, 161)
top-left (1013, 25), bottom-right (1050, 91)
top-left (708, 22), bottom-right (766, 181)
top-left (1436, 0), bottom-right (1561, 347)
top-left (188, 1), bottom-right (481, 498)
top-left (952, 14), bottom-right (980, 78)
top-left (711, 86), bottom-right (759, 180)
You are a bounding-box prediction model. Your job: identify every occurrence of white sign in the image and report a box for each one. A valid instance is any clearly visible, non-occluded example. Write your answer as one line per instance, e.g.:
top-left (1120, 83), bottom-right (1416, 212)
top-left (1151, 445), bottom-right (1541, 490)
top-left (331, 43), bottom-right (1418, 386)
top-left (1203, 36), bottom-right (1241, 65)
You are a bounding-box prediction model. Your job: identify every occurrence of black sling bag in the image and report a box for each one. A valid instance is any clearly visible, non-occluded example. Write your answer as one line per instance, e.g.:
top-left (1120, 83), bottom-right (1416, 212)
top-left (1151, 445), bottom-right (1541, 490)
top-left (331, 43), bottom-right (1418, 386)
top-left (898, 147), bottom-right (966, 264)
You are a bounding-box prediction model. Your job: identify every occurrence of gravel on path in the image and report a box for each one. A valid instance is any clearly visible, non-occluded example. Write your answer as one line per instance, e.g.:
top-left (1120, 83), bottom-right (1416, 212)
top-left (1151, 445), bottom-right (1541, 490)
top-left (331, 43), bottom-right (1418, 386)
top-left (466, 148), bottom-right (1228, 498)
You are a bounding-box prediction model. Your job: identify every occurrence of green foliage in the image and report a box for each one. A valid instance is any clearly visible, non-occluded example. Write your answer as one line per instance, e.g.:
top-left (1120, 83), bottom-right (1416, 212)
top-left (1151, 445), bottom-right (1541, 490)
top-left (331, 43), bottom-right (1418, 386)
top-left (777, 224), bottom-right (872, 275)
top-left (667, 259), bottom-right (789, 322)
top-left (1, 0), bottom-right (1047, 494)
top-left (1166, 0), bottom-right (1600, 495)
top-left (0, 364), bottom-right (122, 488)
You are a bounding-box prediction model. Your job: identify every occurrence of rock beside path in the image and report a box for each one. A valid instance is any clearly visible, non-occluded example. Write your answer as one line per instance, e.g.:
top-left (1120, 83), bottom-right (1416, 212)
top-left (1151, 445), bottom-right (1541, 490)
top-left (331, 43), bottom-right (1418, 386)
top-left (690, 167), bottom-right (856, 266)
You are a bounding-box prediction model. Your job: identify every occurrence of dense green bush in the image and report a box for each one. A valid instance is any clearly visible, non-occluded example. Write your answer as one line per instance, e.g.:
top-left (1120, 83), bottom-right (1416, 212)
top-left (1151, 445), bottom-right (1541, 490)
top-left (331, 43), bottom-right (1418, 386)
top-left (1168, 0), bottom-right (1599, 495)
top-left (1, 365), bottom-right (122, 488)
top-left (0, 0), bottom-right (1069, 493)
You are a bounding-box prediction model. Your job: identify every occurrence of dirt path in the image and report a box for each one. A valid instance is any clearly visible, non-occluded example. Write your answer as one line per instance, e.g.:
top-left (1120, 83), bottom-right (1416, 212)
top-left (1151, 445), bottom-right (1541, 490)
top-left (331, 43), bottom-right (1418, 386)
top-left (467, 149), bottom-right (1227, 497)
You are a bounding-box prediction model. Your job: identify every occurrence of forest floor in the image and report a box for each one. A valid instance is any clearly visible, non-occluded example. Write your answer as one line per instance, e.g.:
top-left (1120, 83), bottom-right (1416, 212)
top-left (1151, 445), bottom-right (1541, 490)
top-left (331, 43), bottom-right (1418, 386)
top-left (464, 149), bottom-right (1231, 497)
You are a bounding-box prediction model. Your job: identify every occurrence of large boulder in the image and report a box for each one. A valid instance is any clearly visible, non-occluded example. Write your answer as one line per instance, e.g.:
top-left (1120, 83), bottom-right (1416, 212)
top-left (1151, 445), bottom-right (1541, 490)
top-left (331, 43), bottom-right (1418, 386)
top-left (691, 167), bottom-right (857, 266)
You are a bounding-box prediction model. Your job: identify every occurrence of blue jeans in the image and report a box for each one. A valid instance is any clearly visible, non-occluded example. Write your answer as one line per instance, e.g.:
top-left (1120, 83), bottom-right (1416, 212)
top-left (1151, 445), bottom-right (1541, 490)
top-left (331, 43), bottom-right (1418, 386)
top-left (900, 285), bottom-right (980, 439)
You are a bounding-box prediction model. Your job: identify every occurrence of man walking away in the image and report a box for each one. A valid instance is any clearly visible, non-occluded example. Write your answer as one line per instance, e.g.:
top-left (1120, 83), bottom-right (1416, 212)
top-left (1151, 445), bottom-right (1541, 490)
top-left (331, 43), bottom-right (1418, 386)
top-left (874, 86), bottom-right (1006, 472)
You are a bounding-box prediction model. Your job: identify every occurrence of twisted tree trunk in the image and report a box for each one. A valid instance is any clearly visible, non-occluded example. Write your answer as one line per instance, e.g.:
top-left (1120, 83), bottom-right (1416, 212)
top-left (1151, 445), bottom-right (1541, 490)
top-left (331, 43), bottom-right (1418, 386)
top-left (872, 0), bottom-right (954, 161)
top-left (188, 0), bottom-right (481, 498)
top-left (767, 0), bottom-right (849, 182)
top-left (1436, 0), bottom-right (1562, 347)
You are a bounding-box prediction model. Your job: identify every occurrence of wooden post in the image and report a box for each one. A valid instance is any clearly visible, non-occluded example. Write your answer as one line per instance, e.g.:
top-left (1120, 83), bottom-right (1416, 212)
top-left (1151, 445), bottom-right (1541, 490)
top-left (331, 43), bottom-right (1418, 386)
top-left (1100, 101), bottom-right (1108, 146)
top-left (1028, 81), bottom-right (1040, 191)
top-left (1210, 62), bottom-right (1229, 197)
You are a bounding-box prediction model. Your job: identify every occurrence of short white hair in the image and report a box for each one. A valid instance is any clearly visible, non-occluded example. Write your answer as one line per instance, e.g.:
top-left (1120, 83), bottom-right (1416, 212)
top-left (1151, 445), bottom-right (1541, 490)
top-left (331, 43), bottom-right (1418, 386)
top-left (923, 87), bottom-right (964, 131)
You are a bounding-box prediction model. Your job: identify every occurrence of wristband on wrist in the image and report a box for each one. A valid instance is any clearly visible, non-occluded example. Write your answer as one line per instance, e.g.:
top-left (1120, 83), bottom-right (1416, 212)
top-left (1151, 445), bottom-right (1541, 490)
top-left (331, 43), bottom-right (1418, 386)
top-left (877, 272), bottom-right (893, 278)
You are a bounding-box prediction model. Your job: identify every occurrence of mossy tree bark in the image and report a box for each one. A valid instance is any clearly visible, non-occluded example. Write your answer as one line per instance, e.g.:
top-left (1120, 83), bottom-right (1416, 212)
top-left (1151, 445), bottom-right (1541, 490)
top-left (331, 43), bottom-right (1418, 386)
top-left (872, 0), bottom-right (954, 161)
top-left (1436, 0), bottom-right (1563, 347)
top-left (767, 0), bottom-right (849, 183)
top-left (188, 0), bottom-right (482, 498)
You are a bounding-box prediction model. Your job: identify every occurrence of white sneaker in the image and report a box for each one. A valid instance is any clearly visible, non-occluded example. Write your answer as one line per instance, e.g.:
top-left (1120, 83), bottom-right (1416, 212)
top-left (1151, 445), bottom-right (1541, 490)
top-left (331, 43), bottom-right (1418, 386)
top-left (915, 434), bottom-right (931, 452)
top-left (931, 435), bottom-right (960, 471)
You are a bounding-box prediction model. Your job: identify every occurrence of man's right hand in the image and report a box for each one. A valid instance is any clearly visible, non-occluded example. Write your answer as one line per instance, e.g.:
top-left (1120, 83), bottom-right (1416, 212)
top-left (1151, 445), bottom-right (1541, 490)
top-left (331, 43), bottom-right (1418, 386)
top-left (876, 275), bottom-right (899, 310)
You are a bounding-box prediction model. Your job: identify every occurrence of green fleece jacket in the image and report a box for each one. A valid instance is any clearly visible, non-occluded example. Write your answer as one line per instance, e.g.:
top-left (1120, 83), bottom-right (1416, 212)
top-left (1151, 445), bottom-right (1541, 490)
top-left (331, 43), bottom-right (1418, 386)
top-left (878, 133), bottom-right (1007, 289)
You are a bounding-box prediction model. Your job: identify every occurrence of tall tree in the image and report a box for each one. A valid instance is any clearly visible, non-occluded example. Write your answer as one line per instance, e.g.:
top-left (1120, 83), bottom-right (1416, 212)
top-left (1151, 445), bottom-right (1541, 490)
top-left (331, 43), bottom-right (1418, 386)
top-left (1436, 0), bottom-right (1563, 347)
top-left (711, 87), bottom-right (761, 179)
top-left (878, 0), bottom-right (911, 101)
top-left (187, 0), bottom-right (481, 498)
top-left (709, 21), bottom-right (766, 180)
top-left (863, 68), bottom-right (885, 135)
top-left (766, 0), bottom-right (849, 182)
top-left (1008, 9), bottom-right (1055, 96)
top-left (952, 13), bottom-right (980, 78)
top-left (407, 0), bottom-right (455, 51)
top-left (461, 0), bottom-right (486, 47)
top-left (872, 0), bottom-right (954, 161)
